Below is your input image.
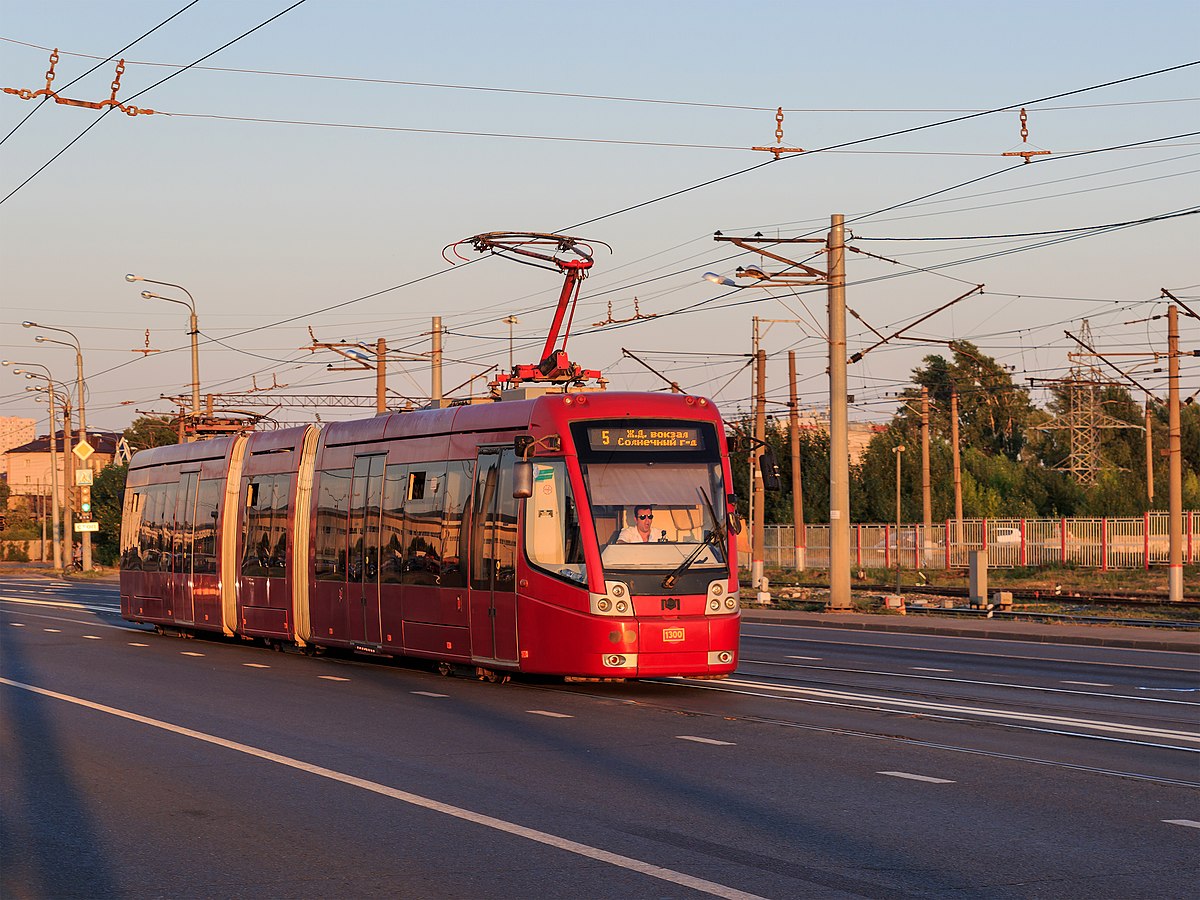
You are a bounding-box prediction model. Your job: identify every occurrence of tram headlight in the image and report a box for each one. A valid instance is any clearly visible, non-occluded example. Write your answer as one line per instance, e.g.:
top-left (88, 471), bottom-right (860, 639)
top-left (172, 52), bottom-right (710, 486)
top-left (615, 599), bottom-right (629, 613)
top-left (597, 598), bottom-right (612, 612)
top-left (724, 597), bottom-right (737, 610)
top-left (712, 583), bottom-right (723, 596)
top-left (710, 599), bottom-right (720, 611)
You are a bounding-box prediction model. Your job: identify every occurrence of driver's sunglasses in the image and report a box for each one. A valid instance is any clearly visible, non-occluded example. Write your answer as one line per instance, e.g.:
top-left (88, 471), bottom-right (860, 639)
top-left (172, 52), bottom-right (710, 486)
top-left (637, 514), bottom-right (654, 520)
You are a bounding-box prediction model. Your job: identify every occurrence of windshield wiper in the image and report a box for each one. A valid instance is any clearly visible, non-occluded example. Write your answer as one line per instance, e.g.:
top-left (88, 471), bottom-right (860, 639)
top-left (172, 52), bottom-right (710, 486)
top-left (661, 529), bottom-right (723, 591)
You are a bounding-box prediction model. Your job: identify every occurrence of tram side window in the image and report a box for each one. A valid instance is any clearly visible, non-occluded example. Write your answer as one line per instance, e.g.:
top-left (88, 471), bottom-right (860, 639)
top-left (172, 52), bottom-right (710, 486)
top-left (439, 460), bottom-right (472, 588)
top-left (140, 483), bottom-right (166, 572)
top-left (403, 464), bottom-right (445, 585)
top-left (192, 478), bottom-right (222, 576)
top-left (160, 481), bottom-right (179, 573)
top-left (121, 489), bottom-right (144, 570)
top-left (525, 460), bottom-right (586, 585)
top-left (315, 468), bottom-right (352, 581)
top-left (241, 474), bottom-right (289, 579)
top-left (380, 464), bottom-right (408, 585)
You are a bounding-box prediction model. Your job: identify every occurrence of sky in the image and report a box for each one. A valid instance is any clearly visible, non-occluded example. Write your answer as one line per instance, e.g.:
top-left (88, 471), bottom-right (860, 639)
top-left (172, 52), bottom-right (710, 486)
top-left (1, 0), bottom-right (1198, 436)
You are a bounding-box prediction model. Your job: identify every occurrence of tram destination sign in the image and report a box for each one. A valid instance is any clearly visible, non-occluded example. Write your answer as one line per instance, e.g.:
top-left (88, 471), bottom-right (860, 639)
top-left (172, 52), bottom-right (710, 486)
top-left (587, 426), bottom-right (703, 451)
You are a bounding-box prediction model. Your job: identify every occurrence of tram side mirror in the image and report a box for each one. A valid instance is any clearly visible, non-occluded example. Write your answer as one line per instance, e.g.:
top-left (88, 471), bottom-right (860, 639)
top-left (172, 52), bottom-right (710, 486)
top-left (513, 460), bottom-right (534, 499)
top-left (761, 447), bottom-right (782, 491)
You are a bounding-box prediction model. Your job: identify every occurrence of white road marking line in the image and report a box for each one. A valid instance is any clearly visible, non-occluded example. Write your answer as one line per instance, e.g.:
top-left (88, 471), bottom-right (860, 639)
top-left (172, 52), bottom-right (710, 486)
top-left (0, 595), bottom-right (117, 615)
top-left (879, 771), bottom-right (956, 784)
top-left (318, 675), bottom-right (349, 682)
top-left (83, 635), bottom-right (101, 640)
top-left (786, 656), bottom-right (823, 661)
top-left (0, 677), bottom-right (765, 900)
top-left (1164, 819), bottom-right (1200, 829)
top-left (243, 663), bottom-right (270, 669)
top-left (411, 691), bottom-right (448, 698)
top-left (1062, 681), bottom-right (1112, 687)
top-left (528, 710), bottom-right (572, 718)
top-left (677, 736), bottom-right (735, 746)
top-left (44, 628), bottom-right (62, 633)
top-left (180, 651), bottom-right (204, 657)
top-left (710, 678), bottom-right (1200, 745)
top-left (912, 667), bottom-right (952, 672)
top-left (9, 622), bottom-right (26, 627)
top-left (128, 642), bottom-right (149, 647)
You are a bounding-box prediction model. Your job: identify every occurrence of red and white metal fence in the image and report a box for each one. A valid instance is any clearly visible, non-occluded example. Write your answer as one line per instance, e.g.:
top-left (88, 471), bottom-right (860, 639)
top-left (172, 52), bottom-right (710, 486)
top-left (744, 512), bottom-right (1197, 571)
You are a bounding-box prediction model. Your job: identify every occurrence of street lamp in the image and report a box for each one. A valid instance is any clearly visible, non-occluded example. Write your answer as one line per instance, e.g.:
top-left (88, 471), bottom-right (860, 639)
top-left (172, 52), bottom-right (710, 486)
top-left (4, 360), bottom-right (63, 570)
top-left (503, 315), bottom-right (519, 370)
top-left (126, 274), bottom-right (200, 419)
top-left (893, 444), bottom-right (906, 597)
top-left (23, 321), bottom-right (91, 571)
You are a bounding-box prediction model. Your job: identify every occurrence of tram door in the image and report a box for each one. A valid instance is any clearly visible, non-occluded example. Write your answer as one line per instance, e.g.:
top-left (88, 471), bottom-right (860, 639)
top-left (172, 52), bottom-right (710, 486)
top-left (170, 471), bottom-right (199, 624)
top-left (468, 449), bottom-right (519, 664)
top-left (348, 454), bottom-right (386, 645)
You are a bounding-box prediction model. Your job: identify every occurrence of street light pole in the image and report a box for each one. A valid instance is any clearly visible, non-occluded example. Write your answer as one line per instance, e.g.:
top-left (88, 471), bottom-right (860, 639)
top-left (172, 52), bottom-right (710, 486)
top-left (4, 361), bottom-right (62, 569)
top-left (827, 214), bottom-right (852, 611)
top-left (893, 444), bottom-right (906, 596)
top-left (126, 274), bottom-right (200, 419)
top-left (24, 321), bottom-right (91, 571)
top-left (504, 315), bottom-right (518, 370)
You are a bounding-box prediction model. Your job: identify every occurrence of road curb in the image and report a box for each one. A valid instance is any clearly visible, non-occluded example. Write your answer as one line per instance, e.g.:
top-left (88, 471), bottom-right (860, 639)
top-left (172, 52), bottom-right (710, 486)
top-left (740, 609), bottom-right (1200, 654)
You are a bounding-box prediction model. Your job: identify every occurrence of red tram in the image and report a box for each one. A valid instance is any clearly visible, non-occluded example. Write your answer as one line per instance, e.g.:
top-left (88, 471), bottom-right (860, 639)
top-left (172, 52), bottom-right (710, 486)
top-left (119, 390), bottom-right (741, 679)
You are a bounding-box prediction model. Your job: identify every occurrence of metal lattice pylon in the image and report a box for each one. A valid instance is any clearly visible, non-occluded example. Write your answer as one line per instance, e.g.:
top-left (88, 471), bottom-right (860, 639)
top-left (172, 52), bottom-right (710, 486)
top-left (1038, 320), bottom-right (1138, 484)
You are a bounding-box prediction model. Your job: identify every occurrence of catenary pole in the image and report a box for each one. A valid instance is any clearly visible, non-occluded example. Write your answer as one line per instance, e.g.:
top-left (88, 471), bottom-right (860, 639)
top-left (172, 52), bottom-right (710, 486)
top-left (827, 214), bottom-right (852, 610)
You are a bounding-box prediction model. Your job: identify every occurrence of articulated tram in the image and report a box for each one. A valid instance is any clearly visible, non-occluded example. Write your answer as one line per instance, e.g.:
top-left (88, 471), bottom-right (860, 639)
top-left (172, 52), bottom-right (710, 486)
top-left (119, 390), bottom-right (741, 679)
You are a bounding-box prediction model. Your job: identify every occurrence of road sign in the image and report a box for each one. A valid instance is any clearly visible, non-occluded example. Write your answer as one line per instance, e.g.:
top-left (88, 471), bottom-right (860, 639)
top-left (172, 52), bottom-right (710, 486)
top-left (73, 439), bottom-right (95, 461)
top-left (74, 521), bottom-right (99, 533)
top-left (75, 468), bottom-right (94, 486)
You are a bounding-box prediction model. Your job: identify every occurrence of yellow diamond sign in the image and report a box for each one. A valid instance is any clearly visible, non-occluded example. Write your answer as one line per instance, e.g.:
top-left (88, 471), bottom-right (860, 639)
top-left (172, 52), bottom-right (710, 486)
top-left (72, 439), bottom-right (95, 461)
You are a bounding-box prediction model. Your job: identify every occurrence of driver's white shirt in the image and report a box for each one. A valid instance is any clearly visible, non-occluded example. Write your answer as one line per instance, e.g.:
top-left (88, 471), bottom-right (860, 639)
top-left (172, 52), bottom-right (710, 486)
top-left (617, 525), bottom-right (653, 543)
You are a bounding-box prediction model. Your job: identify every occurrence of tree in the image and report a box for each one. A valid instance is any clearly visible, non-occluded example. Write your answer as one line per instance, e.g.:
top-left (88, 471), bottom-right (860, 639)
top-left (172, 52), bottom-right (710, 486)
top-left (124, 415), bottom-right (179, 450)
top-left (91, 463), bottom-right (127, 566)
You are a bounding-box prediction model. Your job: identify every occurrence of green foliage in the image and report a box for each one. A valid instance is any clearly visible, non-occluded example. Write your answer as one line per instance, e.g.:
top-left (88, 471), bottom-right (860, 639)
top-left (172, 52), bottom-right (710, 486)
top-left (123, 415), bottom-right (179, 450)
top-left (91, 463), bottom-right (128, 566)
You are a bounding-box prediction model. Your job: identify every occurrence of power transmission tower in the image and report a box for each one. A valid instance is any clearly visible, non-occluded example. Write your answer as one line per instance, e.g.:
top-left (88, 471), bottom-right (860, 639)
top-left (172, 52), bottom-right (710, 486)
top-left (1037, 319), bottom-right (1138, 484)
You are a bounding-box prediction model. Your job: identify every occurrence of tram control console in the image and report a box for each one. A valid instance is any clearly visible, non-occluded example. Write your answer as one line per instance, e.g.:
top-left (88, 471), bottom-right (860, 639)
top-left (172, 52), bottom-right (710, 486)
top-left (120, 232), bottom-right (741, 681)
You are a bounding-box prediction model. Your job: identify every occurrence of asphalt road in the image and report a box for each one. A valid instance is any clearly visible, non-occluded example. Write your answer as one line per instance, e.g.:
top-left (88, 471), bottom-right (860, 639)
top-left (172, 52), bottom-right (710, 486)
top-left (2, 577), bottom-right (1198, 899)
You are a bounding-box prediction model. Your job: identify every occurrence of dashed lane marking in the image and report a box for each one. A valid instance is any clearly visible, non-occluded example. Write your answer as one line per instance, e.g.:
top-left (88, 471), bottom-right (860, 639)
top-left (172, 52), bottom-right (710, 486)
top-left (411, 691), bottom-right (449, 698)
top-left (318, 675), bottom-right (349, 682)
top-left (0, 677), bottom-right (766, 900)
top-left (528, 710), bottom-right (573, 718)
top-left (879, 772), bottom-right (956, 784)
top-left (128, 643), bottom-right (149, 647)
top-left (83, 635), bottom-right (101, 640)
top-left (786, 656), bottom-right (823, 661)
top-left (180, 651), bottom-right (204, 657)
top-left (1164, 819), bottom-right (1200, 829)
top-left (1062, 681), bottom-right (1112, 687)
top-left (677, 736), bottom-right (735, 746)
top-left (912, 667), bottom-right (952, 672)
top-left (44, 628), bottom-right (61, 633)
top-left (8, 622), bottom-right (25, 627)
top-left (243, 663), bottom-right (270, 669)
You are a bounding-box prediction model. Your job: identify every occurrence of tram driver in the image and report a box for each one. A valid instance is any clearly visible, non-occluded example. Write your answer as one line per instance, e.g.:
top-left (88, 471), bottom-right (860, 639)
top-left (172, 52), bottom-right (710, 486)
top-left (617, 505), bottom-right (661, 543)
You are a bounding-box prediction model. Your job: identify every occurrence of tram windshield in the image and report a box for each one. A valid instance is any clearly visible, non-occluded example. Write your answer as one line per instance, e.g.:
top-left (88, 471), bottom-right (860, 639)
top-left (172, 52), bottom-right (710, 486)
top-left (570, 421), bottom-right (728, 592)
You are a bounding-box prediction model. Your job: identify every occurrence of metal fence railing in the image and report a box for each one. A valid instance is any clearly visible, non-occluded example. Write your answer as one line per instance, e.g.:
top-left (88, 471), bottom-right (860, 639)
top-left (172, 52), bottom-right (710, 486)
top-left (740, 511), bottom-right (1197, 571)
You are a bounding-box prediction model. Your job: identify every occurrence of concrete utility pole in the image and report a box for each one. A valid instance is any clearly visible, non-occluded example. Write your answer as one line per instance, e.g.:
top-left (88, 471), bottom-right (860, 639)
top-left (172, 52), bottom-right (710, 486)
top-left (827, 214), bottom-right (852, 611)
top-left (431, 316), bottom-right (443, 405)
top-left (1167, 305), bottom-right (1183, 602)
top-left (376, 338), bottom-right (387, 414)
top-left (920, 386), bottom-right (932, 535)
top-left (950, 384), bottom-right (964, 558)
top-left (893, 444), bottom-right (905, 594)
top-left (789, 350), bottom-right (805, 571)
top-left (752, 347), bottom-right (767, 599)
top-left (1145, 401), bottom-right (1155, 503)
top-left (62, 399), bottom-right (73, 570)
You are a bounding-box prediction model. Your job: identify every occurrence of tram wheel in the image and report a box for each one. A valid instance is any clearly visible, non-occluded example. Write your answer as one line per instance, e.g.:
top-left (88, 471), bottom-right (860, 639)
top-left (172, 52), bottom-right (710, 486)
top-left (437, 662), bottom-right (453, 677)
